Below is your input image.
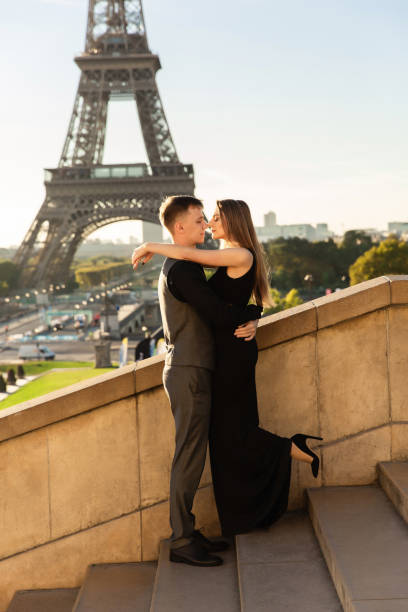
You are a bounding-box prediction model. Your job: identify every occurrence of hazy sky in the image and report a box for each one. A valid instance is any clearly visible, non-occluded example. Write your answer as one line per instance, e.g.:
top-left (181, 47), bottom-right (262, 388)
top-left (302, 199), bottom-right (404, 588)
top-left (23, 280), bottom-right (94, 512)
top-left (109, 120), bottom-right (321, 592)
top-left (1, 0), bottom-right (408, 247)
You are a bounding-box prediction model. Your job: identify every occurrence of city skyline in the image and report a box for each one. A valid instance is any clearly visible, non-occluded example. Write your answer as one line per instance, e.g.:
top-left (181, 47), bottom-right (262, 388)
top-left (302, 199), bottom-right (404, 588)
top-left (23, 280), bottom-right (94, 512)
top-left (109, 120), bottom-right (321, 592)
top-left (1, 0), bottom-right (408, 248)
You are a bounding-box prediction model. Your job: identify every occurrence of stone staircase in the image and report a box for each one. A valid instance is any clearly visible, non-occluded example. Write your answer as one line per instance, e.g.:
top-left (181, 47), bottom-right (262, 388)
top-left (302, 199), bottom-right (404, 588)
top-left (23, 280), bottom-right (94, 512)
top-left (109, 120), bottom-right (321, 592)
top-left (7, 462), bottom-right (408, 612)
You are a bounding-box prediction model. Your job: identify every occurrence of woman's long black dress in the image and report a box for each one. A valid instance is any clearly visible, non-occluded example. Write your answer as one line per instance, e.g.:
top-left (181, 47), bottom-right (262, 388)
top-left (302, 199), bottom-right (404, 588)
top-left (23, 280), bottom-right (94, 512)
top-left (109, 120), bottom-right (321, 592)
top-left (207, 261), bottom-right (292, 536)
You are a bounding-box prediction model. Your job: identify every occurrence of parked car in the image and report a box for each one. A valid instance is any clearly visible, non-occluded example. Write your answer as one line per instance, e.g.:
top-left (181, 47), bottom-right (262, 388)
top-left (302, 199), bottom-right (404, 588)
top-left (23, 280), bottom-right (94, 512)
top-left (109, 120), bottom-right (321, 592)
top-left (18, 345), bottom-right (55, 361)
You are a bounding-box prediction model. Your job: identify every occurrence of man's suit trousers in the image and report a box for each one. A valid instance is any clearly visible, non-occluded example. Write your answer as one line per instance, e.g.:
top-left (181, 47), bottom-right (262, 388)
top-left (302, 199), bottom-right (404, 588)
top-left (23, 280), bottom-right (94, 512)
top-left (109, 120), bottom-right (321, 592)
top-left (163, 364), bottom-right (212, 549)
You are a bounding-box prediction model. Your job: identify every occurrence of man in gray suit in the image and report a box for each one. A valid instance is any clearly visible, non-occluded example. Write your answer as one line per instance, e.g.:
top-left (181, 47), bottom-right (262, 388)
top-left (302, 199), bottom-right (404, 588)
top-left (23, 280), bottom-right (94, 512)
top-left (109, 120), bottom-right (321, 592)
top-left (151, 195), bottom-right (262, 567)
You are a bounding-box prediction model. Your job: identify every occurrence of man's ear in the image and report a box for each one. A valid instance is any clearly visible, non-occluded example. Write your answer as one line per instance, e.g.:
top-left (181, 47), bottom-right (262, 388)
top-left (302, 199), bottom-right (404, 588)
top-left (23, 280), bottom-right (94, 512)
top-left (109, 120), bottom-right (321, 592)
top-left (174, 221), bottom-right (184, 234)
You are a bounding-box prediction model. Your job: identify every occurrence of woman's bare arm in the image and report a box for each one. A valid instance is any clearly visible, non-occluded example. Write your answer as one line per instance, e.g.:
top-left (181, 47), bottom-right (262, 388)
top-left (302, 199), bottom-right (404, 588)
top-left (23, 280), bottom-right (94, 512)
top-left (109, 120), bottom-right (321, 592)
top-left (132, 242), bottom-right (252, 270)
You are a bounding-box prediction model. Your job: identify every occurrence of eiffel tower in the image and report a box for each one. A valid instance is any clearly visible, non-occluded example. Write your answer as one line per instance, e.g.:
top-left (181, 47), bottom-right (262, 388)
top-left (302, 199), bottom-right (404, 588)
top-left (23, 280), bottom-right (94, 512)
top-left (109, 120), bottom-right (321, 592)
top-left (14, 0), bottom-right (194, 289)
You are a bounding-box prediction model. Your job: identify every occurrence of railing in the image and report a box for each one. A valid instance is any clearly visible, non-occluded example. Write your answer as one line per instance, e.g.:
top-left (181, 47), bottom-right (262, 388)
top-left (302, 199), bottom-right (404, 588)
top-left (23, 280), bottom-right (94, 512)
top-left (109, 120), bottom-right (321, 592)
top-left (44, 163), bottom-right (194, 182)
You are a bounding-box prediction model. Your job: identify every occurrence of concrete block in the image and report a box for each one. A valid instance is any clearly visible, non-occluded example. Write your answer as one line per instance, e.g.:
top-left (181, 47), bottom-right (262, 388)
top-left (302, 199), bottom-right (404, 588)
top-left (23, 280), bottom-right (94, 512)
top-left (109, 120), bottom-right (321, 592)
top-left (308, 485), bottom-right (408, 610)
top-left (236, 511), bottom-right (341, 612)
top-left (388, 306), bottom-right (408, 421)
top-left (135, 355), bottom-right (165, 394)
top-left (287, 456), bottom-right (322, 511)
top-left (322, 427), bottom-right (391, 486)
top-left (385, 275), bottom-right (408, 304)
top-left (7, 589), bottom-right (79, 612)
top-left (150, 539), bottom-right (240, 612)
top-left (318, 311), bottom-right (389, 442)
top-left (0, 429), bottom-right (49, 559)
top-left (137, 387), bottom-right (174, 507)
top-left (353, 600), bottom-right (408, 611)
top-left (0, 512), bottom-right (141, 612)
top-left (236, 511), bottom-right (322, 565)
top-left (48, 399), bottom-right (140, 538)
top-left (257, 335), bottom-right (319, 439)
top-left (73, 562), bottom-right (156, 611)
top-left (392, 423), bottom-right (408, 460)
top-left (257, 301), bottom-right (317, 350)
top-left (141, 502), bottom-right (172, 561)
top-left (378, 461), bottom-right (408, 525)
top-left (0, 364), bottom-right (136, 444)
top-left (313, 276), bottom-right (390, 330)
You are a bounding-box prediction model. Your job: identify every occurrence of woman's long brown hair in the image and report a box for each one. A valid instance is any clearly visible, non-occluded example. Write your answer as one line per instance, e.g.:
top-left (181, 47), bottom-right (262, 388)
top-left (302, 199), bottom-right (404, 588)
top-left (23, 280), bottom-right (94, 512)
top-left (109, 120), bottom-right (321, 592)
top-left (217, 199), bottom-right (271, 307)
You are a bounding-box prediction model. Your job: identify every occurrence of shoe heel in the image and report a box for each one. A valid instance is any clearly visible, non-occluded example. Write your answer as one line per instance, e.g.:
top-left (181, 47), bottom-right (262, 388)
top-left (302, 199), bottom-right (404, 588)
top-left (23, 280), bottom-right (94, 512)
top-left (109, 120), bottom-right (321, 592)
top-left (291, 433), bottom-right (322, 479)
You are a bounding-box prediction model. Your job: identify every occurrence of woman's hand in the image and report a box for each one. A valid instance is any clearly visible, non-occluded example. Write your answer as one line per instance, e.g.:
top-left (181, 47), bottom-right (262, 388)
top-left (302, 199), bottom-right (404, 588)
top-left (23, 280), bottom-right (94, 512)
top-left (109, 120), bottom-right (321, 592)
top-left (132, 243), bottom-right (154, 270)
top-left (234, 319), bottom-right (259, 341)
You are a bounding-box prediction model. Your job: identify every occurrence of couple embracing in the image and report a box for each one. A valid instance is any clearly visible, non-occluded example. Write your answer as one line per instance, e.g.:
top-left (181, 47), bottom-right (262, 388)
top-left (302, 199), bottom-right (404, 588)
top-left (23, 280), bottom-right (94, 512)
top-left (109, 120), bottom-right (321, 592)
top-left (132, 195), bottom-right (321, 567)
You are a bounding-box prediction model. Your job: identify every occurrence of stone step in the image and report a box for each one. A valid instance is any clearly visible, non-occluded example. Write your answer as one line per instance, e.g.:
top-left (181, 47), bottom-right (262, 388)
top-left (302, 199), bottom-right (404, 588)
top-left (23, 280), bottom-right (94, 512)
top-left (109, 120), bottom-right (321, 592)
top-left (150, 539), bottom-right (240, 612)
top-left (308, 485), bottom-right (408, 611)
top-left (7, 588), bottom-right (79, 612)
top-left (72, 562), bottom-right (156, 612)
top-left (236, 510), bottom-right (342, 612)
top-left (378, 461), bottom-right (408, 524)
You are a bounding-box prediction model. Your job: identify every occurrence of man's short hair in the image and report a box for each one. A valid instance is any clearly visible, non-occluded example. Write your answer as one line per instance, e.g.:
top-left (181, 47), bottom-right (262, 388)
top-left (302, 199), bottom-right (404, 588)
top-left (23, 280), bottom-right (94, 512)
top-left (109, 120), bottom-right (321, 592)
top-left (159, 195), bottom-right (203, 232)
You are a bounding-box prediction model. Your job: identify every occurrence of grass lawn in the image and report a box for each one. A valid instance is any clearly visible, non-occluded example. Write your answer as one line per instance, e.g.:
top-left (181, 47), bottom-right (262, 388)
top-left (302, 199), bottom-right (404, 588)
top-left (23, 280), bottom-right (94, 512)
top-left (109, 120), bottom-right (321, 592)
top-left (0, 361), bottom-right (94, 376)
top-left (0, 367), bottom-right (117, 410)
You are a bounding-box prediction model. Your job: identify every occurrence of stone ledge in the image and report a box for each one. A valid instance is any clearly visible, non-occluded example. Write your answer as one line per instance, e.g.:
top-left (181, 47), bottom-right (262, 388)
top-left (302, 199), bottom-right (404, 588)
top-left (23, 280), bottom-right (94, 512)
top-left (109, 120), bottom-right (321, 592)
top-left (257, 301), bottom-right (317, 350)
top-left (0, 365), bottom-right (136, 443)
top-left (257, 275), bottom-right (408, 348)
top-left (312, 276), bottom-right (391, 329)
top-left (135, 354), bottom-right (165, 393)
top-left (2, 276), bottom-right (408, 443)
top-left (384, 275), bottom-right (408, 304)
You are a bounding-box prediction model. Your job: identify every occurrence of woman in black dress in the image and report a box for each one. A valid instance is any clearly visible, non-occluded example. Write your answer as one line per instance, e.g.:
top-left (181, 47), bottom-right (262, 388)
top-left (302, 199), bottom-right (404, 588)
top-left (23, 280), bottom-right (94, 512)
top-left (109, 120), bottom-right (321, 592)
top-left (132, 199), bottom-right (321, 536)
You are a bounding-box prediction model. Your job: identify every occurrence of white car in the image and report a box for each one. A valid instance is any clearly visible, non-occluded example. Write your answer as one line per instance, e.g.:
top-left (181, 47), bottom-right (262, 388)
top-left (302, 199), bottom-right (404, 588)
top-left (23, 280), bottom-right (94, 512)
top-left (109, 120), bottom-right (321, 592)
top-left (18, 345), bottom-right (55, 361)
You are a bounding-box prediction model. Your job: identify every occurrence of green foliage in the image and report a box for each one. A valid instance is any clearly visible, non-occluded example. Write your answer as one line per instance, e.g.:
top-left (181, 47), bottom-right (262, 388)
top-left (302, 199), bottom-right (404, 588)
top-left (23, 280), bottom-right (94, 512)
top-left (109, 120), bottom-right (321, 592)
top-left (349, 238), bottom-right (408, 285)
top-left (0, 260), bottom-right (20, 295)
top-left (75, 259), bottom-right (130, 288)
top-left (263, 287), bottom-right (303, 315)
top-left (0, 280), bottom-right (8, 296)
top-left (263, 232), bottom-right (375, 291)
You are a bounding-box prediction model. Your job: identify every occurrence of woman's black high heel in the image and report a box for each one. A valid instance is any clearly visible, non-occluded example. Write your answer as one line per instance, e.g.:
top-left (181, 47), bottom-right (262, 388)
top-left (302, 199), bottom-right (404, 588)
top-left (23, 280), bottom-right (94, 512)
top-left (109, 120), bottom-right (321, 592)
top-left (291, 434), bottom-right (323, 478)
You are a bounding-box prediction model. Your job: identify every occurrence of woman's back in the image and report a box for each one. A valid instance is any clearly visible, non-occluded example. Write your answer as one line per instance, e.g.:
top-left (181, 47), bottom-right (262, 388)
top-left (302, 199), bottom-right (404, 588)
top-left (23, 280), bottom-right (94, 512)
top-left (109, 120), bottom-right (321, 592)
top-left (208, 258), bottom-right (255, 307)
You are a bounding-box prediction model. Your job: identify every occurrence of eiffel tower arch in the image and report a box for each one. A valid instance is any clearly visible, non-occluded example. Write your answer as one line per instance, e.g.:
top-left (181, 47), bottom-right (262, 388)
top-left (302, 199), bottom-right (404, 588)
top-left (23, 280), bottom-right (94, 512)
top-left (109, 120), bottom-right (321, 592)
top-left (14, 0), bottom-right (194, 289)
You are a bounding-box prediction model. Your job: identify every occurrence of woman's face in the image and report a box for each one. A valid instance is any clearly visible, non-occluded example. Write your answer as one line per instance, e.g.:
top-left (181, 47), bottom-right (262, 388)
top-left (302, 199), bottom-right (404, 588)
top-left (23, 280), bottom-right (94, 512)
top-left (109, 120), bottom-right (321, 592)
top-left (208, 206), bottom-right (226, 240)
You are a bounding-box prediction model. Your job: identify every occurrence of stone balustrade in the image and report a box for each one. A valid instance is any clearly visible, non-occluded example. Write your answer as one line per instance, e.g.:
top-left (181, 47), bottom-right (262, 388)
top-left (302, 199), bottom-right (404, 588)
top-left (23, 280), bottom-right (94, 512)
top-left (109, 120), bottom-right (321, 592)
top-left (0, 275), bottom-right (407, 610)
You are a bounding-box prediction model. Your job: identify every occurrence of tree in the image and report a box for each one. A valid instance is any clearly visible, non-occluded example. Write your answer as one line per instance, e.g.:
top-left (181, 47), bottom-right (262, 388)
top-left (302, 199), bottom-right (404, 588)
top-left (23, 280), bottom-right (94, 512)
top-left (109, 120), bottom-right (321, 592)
top-left (264, 237), bottom-right (341, 290)
top-left (263, 288), bottom-right (303, 315)
top-left (0, 260), bottom-right (20, 294)
top-left (263, 232), bottom-right (376, 291)
top-left (349, 238), bottom-right (408, 285)
top-left (338, 230), bottom-right (375, 282)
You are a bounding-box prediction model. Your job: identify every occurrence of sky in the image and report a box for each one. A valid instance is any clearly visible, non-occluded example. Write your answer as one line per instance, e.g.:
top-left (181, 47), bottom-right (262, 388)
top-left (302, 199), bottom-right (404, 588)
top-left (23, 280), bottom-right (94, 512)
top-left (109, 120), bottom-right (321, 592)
top-left (1, 0), bottom-right (408, 247)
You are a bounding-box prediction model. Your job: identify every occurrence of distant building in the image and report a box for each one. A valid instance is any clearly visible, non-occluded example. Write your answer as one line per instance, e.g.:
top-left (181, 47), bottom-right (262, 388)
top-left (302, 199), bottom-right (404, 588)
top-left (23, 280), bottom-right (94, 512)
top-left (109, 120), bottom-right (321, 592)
top-left (355, 228), bottom-right (385, 242)
top-left (388, 222), bottom-right (408, 236)
top-left (255, 212), bottom-right (332, 243)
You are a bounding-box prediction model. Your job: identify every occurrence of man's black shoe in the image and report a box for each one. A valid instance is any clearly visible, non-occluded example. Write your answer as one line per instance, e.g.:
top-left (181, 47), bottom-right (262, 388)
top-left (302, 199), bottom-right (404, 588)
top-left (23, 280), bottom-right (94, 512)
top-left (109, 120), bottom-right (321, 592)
top-left (169, 541), bottom-right (223, 567)
top-left (193, 529), bottom-right (230, 553)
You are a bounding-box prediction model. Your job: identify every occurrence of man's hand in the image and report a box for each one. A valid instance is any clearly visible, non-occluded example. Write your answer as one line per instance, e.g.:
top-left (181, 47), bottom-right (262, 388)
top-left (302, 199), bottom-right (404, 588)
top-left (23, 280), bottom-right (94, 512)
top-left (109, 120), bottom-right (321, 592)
top-left (234, 319), bottom-right (259, 341)
top-left (132, 243), bottom-right (154, 270)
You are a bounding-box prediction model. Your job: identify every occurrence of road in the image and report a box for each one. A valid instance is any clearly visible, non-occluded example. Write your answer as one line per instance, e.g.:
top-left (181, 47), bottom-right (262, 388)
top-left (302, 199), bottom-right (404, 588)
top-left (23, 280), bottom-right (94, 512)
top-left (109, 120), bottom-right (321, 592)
top-left (0, 313), bottom-right (138, 364)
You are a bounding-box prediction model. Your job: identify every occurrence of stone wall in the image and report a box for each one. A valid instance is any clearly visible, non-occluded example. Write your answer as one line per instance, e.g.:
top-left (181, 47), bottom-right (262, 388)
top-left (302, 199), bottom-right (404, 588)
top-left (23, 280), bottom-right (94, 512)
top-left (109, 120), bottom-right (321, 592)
top-left (0, 275), bottom-right (407, 610)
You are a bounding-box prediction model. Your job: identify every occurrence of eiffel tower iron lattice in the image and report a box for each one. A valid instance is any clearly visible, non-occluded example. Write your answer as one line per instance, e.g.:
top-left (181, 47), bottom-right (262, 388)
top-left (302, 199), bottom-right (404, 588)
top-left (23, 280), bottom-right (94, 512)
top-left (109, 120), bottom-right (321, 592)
top-left (14, 0), bottom-right (194, 289)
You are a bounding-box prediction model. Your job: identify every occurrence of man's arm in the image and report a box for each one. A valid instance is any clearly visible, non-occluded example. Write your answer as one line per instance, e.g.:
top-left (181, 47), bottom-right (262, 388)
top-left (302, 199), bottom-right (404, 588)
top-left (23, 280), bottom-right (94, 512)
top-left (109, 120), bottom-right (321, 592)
top-left (168, 261), bottom-right (262, 328)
